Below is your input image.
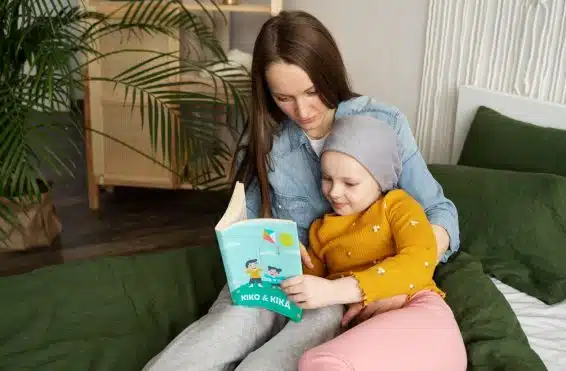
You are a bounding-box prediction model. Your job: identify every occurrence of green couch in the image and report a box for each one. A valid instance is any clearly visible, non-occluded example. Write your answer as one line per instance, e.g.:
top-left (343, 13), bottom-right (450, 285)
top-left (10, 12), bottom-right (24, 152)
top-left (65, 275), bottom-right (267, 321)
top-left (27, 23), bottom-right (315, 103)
top-left (0, 245), bottom-right (547, 371)
top-left (0, 246), bottom-right (227, 371)
top-left (2, 161), bottom-right (566, 370)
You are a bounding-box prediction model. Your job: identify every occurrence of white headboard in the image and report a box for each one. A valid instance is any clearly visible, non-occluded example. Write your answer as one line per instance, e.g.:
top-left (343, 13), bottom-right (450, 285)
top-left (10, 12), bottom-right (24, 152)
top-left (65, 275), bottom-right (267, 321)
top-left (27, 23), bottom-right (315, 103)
top-left (452, 85), bottom-right (566, 164)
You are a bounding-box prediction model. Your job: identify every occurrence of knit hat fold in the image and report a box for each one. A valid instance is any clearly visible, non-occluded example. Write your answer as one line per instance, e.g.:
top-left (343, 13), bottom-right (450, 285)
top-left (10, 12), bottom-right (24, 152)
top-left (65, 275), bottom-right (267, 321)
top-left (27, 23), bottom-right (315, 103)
top-left (321, 115), bottom-right (402, 192)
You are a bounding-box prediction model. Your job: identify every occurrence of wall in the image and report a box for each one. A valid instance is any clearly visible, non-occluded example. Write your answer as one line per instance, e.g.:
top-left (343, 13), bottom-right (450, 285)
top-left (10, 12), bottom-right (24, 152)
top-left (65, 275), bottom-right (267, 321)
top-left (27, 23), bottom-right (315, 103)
top-left (230, 0), bottom-right (429, 129)
top-left (416, 0), bottom-right (566, 164)
top-left (232, 0), bottom-right (566, 165)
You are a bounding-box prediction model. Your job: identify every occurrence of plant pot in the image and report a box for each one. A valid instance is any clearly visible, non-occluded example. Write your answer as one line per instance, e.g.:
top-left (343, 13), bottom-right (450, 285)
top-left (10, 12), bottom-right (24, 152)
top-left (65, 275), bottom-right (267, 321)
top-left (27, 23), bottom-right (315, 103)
top-left (0, 183), bottom-right (62, 252)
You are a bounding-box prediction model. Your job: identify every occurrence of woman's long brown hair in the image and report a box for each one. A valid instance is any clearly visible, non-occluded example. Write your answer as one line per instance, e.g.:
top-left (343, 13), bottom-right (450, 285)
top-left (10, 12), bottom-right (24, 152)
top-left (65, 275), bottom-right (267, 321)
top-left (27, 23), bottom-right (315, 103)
top-left (231, 11), bottom-right (357, 217)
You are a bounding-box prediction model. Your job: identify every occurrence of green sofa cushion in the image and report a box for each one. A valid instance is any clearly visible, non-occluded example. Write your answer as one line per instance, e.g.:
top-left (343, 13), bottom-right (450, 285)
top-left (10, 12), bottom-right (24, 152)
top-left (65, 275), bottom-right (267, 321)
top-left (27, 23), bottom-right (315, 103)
top-left (0, 247), bottom-right (226, 371)
top-left (430, 164), bottom-right (566, 305)
top-left (457, 105), bottom-right (566, 177)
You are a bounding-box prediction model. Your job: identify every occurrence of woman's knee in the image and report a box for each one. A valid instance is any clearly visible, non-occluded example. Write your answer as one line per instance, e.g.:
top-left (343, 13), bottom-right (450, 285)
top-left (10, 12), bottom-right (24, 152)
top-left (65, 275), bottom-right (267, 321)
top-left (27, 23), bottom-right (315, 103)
top-left (303, 304), bottom-right (343, 324)
top-left (298, 305), bottom-right (343, 342)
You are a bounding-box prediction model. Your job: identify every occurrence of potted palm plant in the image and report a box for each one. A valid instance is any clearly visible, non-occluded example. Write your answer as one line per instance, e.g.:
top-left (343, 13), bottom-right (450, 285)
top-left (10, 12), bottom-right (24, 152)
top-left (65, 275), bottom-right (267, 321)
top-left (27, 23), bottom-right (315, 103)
top-left (0, 0), bottom-right (250, 250)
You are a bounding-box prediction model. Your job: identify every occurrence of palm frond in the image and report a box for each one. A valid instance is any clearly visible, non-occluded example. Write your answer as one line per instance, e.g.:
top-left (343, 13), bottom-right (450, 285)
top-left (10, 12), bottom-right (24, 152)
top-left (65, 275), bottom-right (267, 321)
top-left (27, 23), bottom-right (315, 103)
top-left (0, 197), bottom-right (19, 245)
top-left (87, 47), bottom-right (250, 183)
top-left (87, 0), bottom-right (226, 62)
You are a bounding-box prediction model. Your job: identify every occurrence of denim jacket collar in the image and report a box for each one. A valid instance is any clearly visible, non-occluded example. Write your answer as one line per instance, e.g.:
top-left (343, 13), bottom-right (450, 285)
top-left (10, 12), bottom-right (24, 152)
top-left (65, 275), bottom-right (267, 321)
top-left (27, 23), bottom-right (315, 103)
top-left (286, 118), bottom-right (310, 152)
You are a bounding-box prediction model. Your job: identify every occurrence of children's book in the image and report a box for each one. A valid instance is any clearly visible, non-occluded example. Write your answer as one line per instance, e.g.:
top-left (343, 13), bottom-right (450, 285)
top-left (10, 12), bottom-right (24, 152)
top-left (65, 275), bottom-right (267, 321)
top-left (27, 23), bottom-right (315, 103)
top-left (214, 181), bottom-right (304, 322)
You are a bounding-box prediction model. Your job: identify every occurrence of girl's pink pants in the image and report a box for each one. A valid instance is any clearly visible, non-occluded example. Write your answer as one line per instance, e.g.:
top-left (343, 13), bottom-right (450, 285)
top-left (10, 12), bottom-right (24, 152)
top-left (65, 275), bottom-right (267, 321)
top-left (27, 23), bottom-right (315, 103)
top-left (298, 290), bottom-right (467, 371)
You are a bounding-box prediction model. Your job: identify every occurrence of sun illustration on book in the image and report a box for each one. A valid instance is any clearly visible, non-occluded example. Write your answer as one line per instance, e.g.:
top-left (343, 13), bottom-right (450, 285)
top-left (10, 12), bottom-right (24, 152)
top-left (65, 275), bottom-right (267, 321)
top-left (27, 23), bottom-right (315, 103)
top-left (279, 232), bottom-right (295, 248)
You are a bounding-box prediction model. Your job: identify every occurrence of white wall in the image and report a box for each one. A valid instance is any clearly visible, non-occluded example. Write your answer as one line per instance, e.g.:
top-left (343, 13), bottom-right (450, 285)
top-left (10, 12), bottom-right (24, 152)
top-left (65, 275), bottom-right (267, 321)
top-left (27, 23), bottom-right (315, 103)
top-left (416, 0), bottom-right (566, 164)
top-left (230, 0), bottom-right (428, 130)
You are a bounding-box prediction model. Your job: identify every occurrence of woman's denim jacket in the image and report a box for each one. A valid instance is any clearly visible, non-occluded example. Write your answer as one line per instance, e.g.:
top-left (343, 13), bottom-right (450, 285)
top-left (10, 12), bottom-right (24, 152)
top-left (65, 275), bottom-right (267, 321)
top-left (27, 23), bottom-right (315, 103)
top-left (243, 96), bottom-right (460, 263)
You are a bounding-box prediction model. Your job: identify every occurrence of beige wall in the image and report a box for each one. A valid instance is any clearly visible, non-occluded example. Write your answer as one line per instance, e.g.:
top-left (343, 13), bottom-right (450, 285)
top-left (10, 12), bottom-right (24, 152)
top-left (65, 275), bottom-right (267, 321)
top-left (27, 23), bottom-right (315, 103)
top-left (230, 0), bottom-right (428, 130)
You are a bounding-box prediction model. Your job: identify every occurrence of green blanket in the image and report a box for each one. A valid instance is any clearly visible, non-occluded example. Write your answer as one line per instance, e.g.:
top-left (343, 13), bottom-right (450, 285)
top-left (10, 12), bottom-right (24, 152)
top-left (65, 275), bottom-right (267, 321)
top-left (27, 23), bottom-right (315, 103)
top-left (434, 252), bottom-right (546, 370)
top-left (0, 245), bottom-right (546, 371)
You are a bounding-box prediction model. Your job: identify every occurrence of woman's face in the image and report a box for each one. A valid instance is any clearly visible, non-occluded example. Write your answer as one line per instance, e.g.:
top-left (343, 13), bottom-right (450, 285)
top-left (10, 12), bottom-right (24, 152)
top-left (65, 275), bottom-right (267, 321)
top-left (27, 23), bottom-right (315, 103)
top-left (265, 61), bottom-right (334, 139)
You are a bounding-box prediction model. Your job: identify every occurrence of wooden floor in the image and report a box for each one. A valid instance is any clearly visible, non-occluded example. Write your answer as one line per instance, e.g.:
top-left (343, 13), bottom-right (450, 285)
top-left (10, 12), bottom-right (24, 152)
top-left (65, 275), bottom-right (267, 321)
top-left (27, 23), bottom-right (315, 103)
top-left (0, 109), bottom-right (231, 277)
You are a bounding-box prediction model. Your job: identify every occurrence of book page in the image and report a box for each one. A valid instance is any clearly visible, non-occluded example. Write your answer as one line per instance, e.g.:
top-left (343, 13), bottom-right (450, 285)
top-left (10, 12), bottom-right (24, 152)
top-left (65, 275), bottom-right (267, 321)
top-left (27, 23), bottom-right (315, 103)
top-left (215, 181), bottom-right (246, 231)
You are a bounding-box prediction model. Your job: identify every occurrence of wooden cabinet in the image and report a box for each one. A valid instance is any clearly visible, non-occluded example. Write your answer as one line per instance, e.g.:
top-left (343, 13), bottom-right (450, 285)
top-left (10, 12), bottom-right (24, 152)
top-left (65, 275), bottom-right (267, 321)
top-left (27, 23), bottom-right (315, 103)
top-left (82, 0), bottom-right (281, 209)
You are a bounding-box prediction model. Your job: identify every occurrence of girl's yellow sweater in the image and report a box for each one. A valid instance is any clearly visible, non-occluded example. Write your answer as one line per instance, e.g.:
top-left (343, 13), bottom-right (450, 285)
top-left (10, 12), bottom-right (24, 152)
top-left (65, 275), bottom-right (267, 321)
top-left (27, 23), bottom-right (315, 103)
top-left (304, 189), bottom-right (445, 306)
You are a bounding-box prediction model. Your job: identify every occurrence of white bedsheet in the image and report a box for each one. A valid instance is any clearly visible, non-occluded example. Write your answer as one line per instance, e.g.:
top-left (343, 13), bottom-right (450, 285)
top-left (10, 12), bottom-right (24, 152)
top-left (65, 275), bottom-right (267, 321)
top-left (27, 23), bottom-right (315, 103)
top-left (491, 278), bottom-right (566, 371)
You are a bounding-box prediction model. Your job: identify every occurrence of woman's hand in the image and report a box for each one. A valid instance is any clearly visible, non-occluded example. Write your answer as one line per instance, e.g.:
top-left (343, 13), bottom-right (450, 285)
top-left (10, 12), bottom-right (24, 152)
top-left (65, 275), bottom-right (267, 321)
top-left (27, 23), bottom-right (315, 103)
top-left (432, 224), bottom-right (450, 263)
top-left (341, 294), bottom-right (408, 327)
top-left (281, 275), bottom-right (337, 309)
top-left (300, 243), bottom-right (314, 269)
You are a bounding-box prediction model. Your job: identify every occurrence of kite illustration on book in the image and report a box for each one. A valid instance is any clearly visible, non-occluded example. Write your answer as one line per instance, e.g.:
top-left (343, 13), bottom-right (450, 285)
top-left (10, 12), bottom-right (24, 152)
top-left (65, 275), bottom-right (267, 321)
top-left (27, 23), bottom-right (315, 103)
top-left (214, 182), bottom-right (304, 322)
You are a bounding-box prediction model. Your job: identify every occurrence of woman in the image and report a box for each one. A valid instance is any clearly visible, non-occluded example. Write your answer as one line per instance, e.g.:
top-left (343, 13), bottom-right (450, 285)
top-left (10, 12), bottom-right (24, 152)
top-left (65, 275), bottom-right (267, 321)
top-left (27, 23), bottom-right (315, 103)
top-left (143, 10), bottom-right (462, 371)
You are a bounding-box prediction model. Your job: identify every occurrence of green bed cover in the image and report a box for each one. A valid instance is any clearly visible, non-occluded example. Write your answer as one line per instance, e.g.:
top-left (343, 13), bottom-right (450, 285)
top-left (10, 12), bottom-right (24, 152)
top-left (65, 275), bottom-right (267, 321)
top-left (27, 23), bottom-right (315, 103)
top-left (0, 245), bottom-right (546, 371)
top-left (3, 163), bottom-right (565, 370)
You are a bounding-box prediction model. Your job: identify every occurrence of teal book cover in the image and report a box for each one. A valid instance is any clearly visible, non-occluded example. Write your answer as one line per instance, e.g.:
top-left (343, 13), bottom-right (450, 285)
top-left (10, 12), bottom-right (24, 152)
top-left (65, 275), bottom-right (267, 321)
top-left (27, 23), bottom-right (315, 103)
top-left (214, 182), bottom-right (303, 322)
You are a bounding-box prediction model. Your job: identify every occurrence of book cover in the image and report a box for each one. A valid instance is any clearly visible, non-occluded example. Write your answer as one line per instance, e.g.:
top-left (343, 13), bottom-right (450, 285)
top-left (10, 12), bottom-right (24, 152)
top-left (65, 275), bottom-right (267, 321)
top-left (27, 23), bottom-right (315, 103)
top-left (214, 182), bottom-right (304, 322)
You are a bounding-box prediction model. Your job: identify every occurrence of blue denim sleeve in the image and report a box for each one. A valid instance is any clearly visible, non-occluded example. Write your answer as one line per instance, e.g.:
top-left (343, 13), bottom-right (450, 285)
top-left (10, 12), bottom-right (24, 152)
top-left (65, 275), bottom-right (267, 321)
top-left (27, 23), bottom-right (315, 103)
top-left (244, 178), bottom-right (261, 220)
top-left (394, 114), bottom-right (460, 263)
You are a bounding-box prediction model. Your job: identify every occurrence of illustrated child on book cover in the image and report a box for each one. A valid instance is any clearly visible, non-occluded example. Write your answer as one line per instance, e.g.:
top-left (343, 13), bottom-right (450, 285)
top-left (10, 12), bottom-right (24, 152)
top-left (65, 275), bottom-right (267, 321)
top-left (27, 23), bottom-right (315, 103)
top-left (264, 266), bottom-right (286, 288)
top-left (245, 259), bottom-right (263, 287)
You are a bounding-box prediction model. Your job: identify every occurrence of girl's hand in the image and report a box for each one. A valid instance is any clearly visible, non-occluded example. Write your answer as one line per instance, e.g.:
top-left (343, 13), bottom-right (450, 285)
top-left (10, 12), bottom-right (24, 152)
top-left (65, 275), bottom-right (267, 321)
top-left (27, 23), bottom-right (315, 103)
top-left (281, 274), bottom-right (336, 309)
top-left (341, 294), bottom-right (408, 327)
top-left (299, 243), bottom-right (314, 269)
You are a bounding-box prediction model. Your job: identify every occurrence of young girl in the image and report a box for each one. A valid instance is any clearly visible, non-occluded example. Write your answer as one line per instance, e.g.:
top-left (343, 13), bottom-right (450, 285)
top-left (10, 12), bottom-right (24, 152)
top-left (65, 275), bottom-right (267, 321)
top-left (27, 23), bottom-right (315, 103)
top-left (281, 114), bottom-right (467, 371)
top-left (143, 10), bottom-right (462, 371)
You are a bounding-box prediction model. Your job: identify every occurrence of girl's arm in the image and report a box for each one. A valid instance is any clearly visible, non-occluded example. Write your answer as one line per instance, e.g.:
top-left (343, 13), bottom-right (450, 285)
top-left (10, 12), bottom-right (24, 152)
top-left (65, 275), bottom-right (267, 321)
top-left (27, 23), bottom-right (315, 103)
top-left (302, 218), bottom-right (327, 277)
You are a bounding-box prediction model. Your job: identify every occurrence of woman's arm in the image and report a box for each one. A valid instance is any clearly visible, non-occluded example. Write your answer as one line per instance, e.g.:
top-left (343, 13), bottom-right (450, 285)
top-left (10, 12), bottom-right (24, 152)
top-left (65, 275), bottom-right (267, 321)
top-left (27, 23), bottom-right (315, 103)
top-left (394, 113), bottom-right (460, 264)
top-left (432, 225), bottom-right (450, 263)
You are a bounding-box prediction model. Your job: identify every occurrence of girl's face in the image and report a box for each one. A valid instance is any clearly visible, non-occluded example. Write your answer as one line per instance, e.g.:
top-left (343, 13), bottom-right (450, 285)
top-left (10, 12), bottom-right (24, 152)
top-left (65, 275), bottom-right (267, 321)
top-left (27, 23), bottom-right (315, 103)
top-left (321, 151), bottom-right (382, 216)
top-left (265, 61), bottom-right (334, 139)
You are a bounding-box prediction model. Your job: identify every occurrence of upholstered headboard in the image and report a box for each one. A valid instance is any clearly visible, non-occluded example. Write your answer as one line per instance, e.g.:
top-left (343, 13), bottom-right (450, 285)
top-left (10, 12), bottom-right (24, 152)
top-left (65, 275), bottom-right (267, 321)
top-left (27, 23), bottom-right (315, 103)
top-left (452, 85), bottom-right (566, 164)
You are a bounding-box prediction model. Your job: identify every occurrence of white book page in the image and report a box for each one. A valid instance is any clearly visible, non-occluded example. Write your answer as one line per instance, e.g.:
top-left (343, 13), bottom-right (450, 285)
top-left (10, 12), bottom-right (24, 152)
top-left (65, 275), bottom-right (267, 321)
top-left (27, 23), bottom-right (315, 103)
top-left (215, 181), bottom-right (247, 231)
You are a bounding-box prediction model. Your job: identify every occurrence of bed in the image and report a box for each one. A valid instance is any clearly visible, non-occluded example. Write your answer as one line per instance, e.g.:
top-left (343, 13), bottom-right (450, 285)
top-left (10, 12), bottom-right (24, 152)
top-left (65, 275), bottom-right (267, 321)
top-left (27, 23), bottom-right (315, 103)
top-left (446, 85), bottom-right (566, 370)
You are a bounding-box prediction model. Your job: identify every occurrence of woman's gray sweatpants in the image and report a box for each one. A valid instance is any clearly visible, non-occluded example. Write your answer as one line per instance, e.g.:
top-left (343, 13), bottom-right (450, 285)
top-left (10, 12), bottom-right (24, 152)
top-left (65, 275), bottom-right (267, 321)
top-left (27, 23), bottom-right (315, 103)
top-left (142, 284), bottom-right (343, 371)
